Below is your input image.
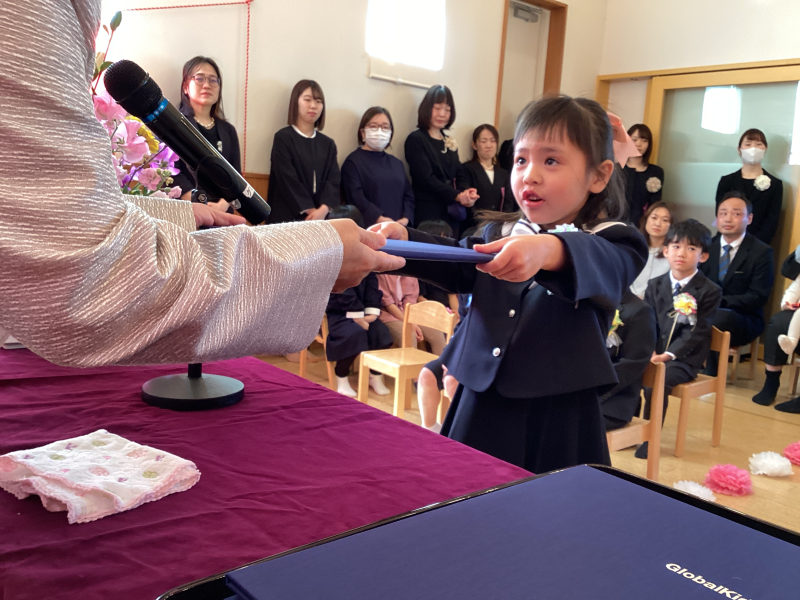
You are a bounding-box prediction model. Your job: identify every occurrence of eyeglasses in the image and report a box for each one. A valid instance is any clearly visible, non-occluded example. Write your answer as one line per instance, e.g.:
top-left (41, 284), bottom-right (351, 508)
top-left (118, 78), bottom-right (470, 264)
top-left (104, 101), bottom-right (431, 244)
top-left (190, 75), bottom-right (220, 87)
top-left (365, 124), bottom-right (392, 132)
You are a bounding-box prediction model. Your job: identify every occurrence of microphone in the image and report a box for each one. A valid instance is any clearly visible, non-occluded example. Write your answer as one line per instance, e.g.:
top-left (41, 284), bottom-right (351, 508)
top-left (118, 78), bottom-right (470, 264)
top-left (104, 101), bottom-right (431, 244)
top-left (104, 60), bottom-right (270, 224)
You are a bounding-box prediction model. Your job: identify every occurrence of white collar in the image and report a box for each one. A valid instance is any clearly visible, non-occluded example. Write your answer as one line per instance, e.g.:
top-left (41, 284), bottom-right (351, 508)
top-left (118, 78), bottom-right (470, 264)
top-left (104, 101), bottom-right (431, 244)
top-left (670, 269), bottom-right (698, 289)
top-left (720, 231), bottom-right (746, 250)
top-left (292, 125), bottom-right (317, 139)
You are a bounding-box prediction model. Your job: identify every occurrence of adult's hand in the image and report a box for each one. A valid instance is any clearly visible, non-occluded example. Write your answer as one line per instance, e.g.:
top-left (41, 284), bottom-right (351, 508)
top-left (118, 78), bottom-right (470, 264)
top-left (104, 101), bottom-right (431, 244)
top-left (192, 203), bottom-right (247, 228)
top-left (207, 199), bottom-right (231, 213)
top-left (368, 221), bottom-right (408, 241)
top-left (305, 205), bottom-right (330, 221)
top-left (329, 219), bottom-right (405, 292)
top-left (457, 188), bottom-right (479, 207)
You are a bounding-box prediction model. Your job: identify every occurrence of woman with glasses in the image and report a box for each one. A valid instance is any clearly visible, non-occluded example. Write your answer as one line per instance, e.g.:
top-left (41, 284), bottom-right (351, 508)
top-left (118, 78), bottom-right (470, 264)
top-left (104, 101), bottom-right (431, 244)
top-left (173, 56), bottom-right (241, 213)
top-left (267, 79), bottom-right (341, 224)
top-left (341, 107), bottom-right (414, 228)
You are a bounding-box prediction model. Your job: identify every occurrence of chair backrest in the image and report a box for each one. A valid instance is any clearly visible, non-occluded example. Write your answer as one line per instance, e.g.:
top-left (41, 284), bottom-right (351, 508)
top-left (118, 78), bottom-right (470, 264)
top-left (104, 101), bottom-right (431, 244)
top-left (710, 326), bottom-right (731, 368)
top-left (642, 360), bottom-right (665, 481)
top-left (401, 301), bottom-right (457, 349)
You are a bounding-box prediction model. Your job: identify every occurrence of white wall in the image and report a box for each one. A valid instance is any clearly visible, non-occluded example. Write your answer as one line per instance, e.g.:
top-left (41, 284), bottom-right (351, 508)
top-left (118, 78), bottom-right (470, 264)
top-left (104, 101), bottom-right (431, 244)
top-left (100, 0), bottom-right (608, 173)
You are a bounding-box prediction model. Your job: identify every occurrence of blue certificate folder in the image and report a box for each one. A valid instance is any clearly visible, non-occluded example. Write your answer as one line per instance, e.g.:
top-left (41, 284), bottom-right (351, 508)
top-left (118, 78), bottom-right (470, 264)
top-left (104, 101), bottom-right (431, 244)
top-left (224, 466), bottom-right (800, 600)
top-left (381, 239), bottom-right (495, 263)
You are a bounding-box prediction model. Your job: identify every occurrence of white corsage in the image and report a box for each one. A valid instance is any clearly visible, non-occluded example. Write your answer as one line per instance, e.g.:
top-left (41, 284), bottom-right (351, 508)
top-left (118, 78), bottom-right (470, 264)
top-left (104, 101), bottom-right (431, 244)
top-left (549, 223), bottom-right (580, 233)
top-left (442, 135), bottom-right (458, 153)
top-left (754, 174), bottom-right (771, 191)
top-left (646, 176), bottom-right (662, 193)
top-left (673, 480), bottom-right (717, 502)
top-left (749, 451), bottom-right (794, 477)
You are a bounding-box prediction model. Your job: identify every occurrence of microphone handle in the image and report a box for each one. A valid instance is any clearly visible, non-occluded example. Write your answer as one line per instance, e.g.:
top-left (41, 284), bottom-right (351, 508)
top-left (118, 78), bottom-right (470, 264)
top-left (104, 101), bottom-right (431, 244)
top-left (144, 100), bottom-right (271, 224)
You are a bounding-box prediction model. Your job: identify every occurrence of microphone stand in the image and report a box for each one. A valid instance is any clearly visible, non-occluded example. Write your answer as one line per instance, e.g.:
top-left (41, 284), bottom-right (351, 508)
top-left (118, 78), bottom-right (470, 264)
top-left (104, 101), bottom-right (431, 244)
top-left (141, 363), bottom-right (244, 411)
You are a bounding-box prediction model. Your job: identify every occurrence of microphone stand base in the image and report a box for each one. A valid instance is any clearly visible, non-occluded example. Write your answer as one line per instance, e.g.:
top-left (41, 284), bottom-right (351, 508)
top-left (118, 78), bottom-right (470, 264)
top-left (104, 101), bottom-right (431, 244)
top-left (141, 363), bottom-right (244, 411)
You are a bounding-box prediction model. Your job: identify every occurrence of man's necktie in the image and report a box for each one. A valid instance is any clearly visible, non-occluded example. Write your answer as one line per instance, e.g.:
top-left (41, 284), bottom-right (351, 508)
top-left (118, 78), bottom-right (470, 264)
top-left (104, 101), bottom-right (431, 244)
top-left (719, 244), bottom-right (732, 281)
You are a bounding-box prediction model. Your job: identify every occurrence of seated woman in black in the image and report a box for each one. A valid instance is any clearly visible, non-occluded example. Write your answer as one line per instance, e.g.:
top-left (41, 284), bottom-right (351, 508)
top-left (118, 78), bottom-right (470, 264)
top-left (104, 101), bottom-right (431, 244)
top-left (267, 80), bottom-right (340, 223)
top-left (456, 124), bottom-right (515, 235)
top-left (624, 123), bottom-right (664, 226)
top-left (715, 128), bottom-right (783, 245)
top-left (404, 85), bottom-right (477, 233)
top-left (172, 56), bottom-right (240, 214)
top-left (341, 107), bottom-right (414, 228)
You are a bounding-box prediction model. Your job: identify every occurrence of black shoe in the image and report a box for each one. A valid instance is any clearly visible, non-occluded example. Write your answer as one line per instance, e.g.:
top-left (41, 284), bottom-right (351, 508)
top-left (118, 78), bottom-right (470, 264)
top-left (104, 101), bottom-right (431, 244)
top-left (634, 442), bottom-right (649, 459)
top-left (775, 397), bottom-right (800, 413)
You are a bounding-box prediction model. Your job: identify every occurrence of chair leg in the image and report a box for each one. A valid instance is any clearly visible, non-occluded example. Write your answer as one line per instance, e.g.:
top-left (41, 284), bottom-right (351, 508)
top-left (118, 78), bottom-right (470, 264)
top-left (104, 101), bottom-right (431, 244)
top-left (728, 351), bottom-right (739, 384)
top-left (674, 395), bottom-right (691, 458)
top-left (792, 362), bottom-right (800, 397)
top-left (357, 357), bottom-right (370, 404)
top-left (298, 348), bottom-right (308, 379)
top-left (747, 340), bottom-right (758, 380)
top-left (326, 361), bottom-right (336, 389)
top-left (394, 377), bottom-right (408, 419)
top-left (712, 380), bottom-right (725, 448)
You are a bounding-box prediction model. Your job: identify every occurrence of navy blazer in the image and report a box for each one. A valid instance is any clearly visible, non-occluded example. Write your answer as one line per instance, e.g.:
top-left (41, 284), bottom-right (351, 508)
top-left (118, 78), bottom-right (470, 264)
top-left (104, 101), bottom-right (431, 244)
top-left (396, 222), bottom-right (648, 399)
top-left (645, 271), bottom-right (722, 370)
top-left (699, 233), bottom-right (774, 328)
top-left (600, 291), bottom-right (657, 423)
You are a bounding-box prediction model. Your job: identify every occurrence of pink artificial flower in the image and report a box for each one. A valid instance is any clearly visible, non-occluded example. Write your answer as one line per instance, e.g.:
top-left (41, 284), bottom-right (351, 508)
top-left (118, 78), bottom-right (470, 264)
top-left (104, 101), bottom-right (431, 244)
top-left (136, 167), bottom-right (162, 192)
top-left (111, 155), bottom-right (127, 187)
top-left (93, 90), bottom-right (128, 123)
top-left (168, 186), bottom-right (183, 199)
top-left (704, 464), bottom-right (753, 496)
top-left (784, 441), bottom-right (800, 466)
top-left (150, 191), bottom-right (168, 198)
top-left (112, 119), bottom-right (149, 164)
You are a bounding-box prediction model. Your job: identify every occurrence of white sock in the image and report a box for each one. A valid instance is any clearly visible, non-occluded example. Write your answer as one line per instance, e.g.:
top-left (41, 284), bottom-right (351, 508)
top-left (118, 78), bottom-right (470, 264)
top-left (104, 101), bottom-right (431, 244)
top-left (369, 373), bottom-right (390, 395)
top-left (425, 422), bottom-right (442, 434)
top-left (336, 376), bottom-right (357, 398)
top-left (778, 334), bottom-right (798, 356)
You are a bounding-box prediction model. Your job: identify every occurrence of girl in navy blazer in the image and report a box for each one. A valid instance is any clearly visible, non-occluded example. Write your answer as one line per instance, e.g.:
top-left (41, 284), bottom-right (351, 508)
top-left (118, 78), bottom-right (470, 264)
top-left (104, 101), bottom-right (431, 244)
top-left (373, 97), bottom-right (648, 473)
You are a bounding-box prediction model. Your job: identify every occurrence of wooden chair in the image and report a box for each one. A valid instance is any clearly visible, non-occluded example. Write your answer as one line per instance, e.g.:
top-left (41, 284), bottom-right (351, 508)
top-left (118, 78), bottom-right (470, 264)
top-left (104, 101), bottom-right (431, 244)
top-left (606, 361), bottom-right (665, 482)
top-left (788, 354), bottom-right (800, 396)
top-left (298, 315), bottom-right (336, 389)
top-left (357, 302), bottom-right (457, 418)
top-left (728, 337), bottom-right (759, 383)
top-left (671, 327), bottom-right (731, 458)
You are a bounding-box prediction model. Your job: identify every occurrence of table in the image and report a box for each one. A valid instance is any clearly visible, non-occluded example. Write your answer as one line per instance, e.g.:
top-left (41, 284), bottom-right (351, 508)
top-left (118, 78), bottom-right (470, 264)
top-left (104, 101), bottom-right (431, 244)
top-left (0, 350), bottom-right (529, 600)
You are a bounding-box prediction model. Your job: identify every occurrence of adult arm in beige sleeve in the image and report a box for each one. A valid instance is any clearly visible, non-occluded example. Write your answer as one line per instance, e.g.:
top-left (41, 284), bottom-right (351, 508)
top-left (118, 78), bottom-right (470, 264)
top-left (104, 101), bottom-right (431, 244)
top-left (0, 0), bottom-right (343, 367)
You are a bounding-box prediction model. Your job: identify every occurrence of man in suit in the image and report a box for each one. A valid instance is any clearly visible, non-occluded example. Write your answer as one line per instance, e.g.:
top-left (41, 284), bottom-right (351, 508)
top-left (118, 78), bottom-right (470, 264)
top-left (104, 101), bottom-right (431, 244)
top-left (639, 219), bottom-right (722, 458)
top-left (700, 192), bottom-right (775, 376)
top-left (601, 290), bottom-right (657, 433)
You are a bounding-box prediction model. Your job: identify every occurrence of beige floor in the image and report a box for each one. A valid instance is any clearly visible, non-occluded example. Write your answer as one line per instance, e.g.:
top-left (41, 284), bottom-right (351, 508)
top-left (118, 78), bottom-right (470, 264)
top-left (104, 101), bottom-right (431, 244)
top-left (259, 347), bottom-right (800, 534)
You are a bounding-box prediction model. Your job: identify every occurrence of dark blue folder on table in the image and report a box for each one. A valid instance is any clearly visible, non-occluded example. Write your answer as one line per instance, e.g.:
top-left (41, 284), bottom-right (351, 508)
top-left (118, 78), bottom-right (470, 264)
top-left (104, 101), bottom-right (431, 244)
top-left (221, 466), bottom-right (800, 600)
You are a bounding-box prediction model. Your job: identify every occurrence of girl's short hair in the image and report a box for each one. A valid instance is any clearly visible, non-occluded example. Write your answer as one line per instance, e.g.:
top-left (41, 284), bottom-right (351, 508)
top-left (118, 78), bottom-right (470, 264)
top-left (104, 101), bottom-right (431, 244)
top-left (179, 56), bottom-right (226, 121)
top-left (287, 80), bottom-right (326, 130)
top-left (417, 85), bottom-right (456, 131)
top-left (357, 106), bottom-right (394, 147)
top-left (738, 128), bottom-right (768, 148)
top-left (470, 124), bottom-right (499, 164)
top-left (639, 201), bottom-right (672, 256)
top-left (627, 123), bottom-right (653, 164)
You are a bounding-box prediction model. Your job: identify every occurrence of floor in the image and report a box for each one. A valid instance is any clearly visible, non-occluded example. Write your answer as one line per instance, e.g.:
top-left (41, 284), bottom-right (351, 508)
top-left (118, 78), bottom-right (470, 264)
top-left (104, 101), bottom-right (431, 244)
top-left (258, 347), bottom-right (800, 534)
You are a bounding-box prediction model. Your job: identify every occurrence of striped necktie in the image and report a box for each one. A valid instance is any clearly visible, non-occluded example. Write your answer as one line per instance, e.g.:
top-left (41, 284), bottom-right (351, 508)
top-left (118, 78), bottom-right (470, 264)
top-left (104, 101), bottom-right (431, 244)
top-left (673, 282), bottom-right (682, 297)
top-left (719, 244), bottom-right (732, 281)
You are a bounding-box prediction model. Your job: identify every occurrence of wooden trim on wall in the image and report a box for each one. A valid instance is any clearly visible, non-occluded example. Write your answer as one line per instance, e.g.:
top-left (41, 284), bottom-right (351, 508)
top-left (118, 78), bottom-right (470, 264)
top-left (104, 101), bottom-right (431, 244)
top-left (495, 0), bottom-right (567, 129)
top-left (597, 57), bottom-right (800, 86)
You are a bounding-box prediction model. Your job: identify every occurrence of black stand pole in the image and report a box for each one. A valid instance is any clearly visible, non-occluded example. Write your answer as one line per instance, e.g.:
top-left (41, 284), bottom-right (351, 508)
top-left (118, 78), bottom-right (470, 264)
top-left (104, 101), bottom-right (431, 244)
top-left (141, 363), bottom-right (244, 411)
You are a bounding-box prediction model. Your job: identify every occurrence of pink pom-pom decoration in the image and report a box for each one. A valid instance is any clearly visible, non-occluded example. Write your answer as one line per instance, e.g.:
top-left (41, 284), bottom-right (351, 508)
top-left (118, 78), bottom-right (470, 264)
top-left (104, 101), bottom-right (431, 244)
top-left (784, 442), bottom-right (800, 466)
top-left (704, 464), bottom-right (753, 497)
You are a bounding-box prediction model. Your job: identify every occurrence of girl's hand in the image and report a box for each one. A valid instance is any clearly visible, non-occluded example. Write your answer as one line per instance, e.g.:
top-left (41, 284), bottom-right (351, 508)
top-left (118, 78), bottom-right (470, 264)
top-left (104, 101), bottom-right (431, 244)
top-left (368, 221), bottom-right (408, 241)
top-left (354, 318), bottom-right (370, 331)
top-left (412, 324), bottom-right (424, 341)
top-left (474, 235), bottom-right (565, 283)
top-left (363, 314), bottom-right (378, 323)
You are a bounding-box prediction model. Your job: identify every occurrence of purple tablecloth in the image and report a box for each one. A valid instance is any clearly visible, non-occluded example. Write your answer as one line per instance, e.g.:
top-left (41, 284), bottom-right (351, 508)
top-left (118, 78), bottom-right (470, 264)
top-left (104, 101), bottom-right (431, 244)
top-left (0, 350), bottom-right (529, 600)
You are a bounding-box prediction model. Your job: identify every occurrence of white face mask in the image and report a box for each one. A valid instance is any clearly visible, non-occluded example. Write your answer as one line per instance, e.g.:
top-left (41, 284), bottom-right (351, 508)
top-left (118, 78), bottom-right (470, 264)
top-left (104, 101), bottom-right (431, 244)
top-left (364, 129), bottom-right (391, 151)
top-left (741, 147), bottom-right (765, 165)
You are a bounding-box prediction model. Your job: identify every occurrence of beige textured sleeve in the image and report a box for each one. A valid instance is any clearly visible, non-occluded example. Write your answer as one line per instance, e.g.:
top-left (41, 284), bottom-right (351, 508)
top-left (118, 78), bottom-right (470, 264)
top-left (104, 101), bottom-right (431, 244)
top-left (0, 0), bottom-right (343, 367)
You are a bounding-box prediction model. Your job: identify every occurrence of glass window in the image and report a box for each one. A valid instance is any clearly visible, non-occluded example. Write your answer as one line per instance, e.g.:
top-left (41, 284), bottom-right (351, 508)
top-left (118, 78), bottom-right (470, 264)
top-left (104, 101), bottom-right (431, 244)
top-left (365, 0), bottom-right (446, 71)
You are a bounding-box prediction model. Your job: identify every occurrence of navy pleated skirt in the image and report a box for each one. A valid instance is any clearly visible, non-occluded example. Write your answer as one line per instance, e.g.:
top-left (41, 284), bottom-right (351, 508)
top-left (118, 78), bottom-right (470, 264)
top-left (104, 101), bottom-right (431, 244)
top-left (441, 383), bottom-right (611, 474)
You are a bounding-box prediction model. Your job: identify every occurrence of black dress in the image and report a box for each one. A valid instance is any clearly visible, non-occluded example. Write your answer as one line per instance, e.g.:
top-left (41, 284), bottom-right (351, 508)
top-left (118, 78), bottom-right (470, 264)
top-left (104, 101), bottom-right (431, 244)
top-left (456, 161), bottom-right (516, 234)
top-left (404, 129), bottom-right (461, 231)
top-left (715, 169), bottom-right (783, 245)
top-left (267, 126), bottom-right (341, 224)
top-left (624, 163), bottom-right (664, 226)
top-left (341, 147), bottom-right (414, 227)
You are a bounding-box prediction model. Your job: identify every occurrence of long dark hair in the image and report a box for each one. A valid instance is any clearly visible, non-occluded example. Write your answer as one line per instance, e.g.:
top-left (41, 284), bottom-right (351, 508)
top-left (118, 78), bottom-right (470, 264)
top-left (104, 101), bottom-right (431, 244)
top-left (639, 201), bottom-right (672, 257)
top-left (470, 124), bottom-right (499, 164)
top-left (477, 95), bottom-right (626, 239)
top-left (179, 56), bottom-right (226, 121)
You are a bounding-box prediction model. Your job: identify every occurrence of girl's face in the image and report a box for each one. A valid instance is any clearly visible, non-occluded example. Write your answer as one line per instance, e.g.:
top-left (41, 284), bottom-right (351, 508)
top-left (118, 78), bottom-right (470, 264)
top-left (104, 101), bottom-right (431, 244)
top-left (630, 130), bottom-right (649, 158)
top-left (512, 130), bottom-right (613, 229)
top-left (473, 129), bottom-right (498, 162)
top-left (430, 102), bottom-right (452, 130)
top-left (297, 87), bottom-right (323, 127)
top-left (645, 207), bottom-right (671, 240)
top-left (184, 63), bottom-right (220, 109)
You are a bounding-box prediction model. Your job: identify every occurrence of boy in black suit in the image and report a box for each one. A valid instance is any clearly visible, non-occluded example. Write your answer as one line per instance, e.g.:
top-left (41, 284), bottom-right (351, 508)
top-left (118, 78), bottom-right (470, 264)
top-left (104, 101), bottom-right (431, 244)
top-left (639, 219), bottom-right (722, 458)
top-left (700, 192), bottom-right (774, 375)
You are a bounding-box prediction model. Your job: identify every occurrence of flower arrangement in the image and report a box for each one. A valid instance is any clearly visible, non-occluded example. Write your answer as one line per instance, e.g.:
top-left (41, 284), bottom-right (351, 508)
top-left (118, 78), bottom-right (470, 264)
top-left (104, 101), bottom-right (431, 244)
top-left (665, 292), bottom-right (697, 349)
top-left (754, 174), bottom-right (771, 191)
top-left (645, 176), bottom-right (662, 193)
top-left (90, 12), bottom-right (181, 198)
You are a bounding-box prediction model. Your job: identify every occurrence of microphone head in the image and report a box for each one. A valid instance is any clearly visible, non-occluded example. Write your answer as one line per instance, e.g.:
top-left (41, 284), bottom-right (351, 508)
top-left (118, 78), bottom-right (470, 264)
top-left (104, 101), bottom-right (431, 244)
top-left (104, 59), bottom-right (164, 119)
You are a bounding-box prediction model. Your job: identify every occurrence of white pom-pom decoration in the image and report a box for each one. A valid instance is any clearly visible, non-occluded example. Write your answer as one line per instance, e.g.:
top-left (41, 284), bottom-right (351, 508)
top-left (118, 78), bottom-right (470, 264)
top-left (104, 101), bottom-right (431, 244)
top-left (646, 177), bottom-right (662, 193)
top-left (673, 480), bottom-right (716, 502)
top-left (749, 451), bottom-right (794, 477)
